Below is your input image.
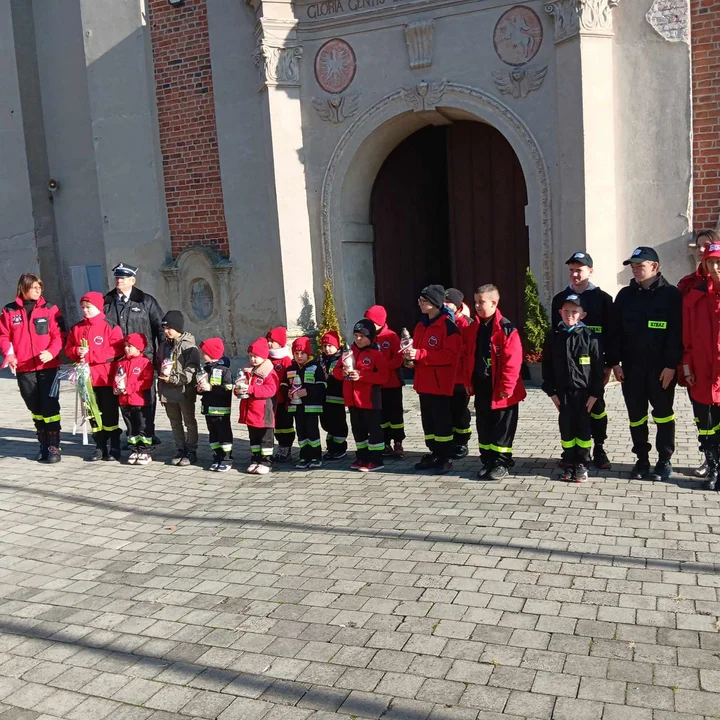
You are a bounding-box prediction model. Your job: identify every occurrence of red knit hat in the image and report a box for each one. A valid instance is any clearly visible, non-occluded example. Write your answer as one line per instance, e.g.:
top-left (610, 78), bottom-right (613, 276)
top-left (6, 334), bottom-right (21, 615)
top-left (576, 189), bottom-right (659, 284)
top-left (200, 337), bottom-right (225, 360)
top-left (80, 291), bottom-right (105, 312)
top-left (266, 327), bottom-right (287, 346)
top-left (320, 330), bottom-right (341, 348)
top-left (292, 336), bottom-right (311, 355)
top-left (248, 337), bottom-right (270, 360)
top-left (364, 305), bottom-right (387, 327)
top-left (125, 333), bottom-right (147, 352)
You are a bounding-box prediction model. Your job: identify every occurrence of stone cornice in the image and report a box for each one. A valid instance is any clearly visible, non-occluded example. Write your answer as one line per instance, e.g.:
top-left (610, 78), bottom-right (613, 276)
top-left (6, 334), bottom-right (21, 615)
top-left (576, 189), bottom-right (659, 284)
top-left (544, 0), bottom-right (620, 43)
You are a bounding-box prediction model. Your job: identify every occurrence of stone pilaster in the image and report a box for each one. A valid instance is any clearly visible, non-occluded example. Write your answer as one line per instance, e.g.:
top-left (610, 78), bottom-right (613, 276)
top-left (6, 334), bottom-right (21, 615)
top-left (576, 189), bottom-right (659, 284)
top-left (545, 0), bottom-right (621, 292)
top-left (248, 0), bottom-right (317, 335)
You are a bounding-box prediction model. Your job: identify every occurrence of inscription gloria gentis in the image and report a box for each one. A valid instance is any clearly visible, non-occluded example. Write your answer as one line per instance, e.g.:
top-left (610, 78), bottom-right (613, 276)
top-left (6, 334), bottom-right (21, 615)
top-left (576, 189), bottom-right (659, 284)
top-left (305, 0), bottom-right (411, 20)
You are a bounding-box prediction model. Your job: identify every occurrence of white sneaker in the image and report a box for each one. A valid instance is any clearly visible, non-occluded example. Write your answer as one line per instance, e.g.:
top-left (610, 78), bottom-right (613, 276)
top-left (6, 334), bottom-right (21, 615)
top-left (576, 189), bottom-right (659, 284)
top-left (208, 463), bottom-right (219, 472)
top-left (216, 462), bottom-right (231, 473)
top-left (255, 464), bottom-right (271, 475)
top-left (127, 452), bottom-right (138, 465)
top-left (247, 463), bottom-right (259, 474)
top-left (135, 453), bottom-right (152, 466)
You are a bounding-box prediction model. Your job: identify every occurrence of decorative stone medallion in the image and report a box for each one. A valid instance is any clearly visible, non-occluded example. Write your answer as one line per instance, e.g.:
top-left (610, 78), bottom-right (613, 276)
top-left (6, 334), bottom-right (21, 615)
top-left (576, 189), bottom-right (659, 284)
top-left (314, 39), bottom-right (357, 94)
top-left (493, 5), bottom-right (543, 66)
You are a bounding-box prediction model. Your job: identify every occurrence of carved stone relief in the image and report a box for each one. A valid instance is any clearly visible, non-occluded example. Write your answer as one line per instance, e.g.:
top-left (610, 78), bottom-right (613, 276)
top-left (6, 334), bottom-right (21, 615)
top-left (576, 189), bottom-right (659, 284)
top-left (544, 0), bottom-right (620, 42)
top-left (492, 66), bottom-right (548, 99)
top-left (646, 0), bottom-right (689, 43)
top-left (312, 93), bottom-right (361, 124)
top-left (314, 38), bottom-right (357, 94)
top-left (404, 20), bottom-right (434, 69)
top-left (401, 80), bottom-right (447, 112)
top-left (493, 6), bottom-right (543, 66)
top-left (253, 43), bottom-right (303, 88)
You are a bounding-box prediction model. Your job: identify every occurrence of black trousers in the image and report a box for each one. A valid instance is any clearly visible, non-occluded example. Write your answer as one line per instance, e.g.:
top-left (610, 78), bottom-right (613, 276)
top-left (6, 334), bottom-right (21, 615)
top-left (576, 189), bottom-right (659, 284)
top-left (321, 401), bottom-right (348, 453)
top-left (558, 389), bottom-right (592, 466)
top-left (294, 411), bottom-right (322, 461)
top-left (275, 404), bottom-right (295, 448)
top-left (475, 389), bottom-right (519, 468)
top-left (350, 407), bottom-right (385, 464)
top-left (123, 374), bottom-right (157, 438)
top-left (93, 386), bottom-right (121, 446)
top-left (17, 368), bottom-right (61, 432)
top-left (381, 387), bottom-right (405, 444)
top-left (589, 388), bottom-right (608, 446)
top-left (692, 401), bottom-right (720, 452)
top-left (450, 384), bottom-right (472, 447)
top-left (121, 404), bottom-right (153, 450)
top-left (419, 393), bottom-right (454, 459)
top-left (205, 414), bottom-right (233, 460)
top-left (248, 426), bottom-right (274, 465)
top-left (621, 367), bottom-right (675, 461)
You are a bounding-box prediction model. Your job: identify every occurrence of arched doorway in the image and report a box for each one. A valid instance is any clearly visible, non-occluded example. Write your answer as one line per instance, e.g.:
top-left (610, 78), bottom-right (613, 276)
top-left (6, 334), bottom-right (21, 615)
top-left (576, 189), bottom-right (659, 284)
top-left (371, 120), bottom-right (529, 331)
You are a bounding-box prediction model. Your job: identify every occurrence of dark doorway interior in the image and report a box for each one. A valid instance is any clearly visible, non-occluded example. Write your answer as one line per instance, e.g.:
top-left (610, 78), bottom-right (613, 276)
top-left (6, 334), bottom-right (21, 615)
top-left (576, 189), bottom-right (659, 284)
top-left (371, 120), bottom-right (529, 333)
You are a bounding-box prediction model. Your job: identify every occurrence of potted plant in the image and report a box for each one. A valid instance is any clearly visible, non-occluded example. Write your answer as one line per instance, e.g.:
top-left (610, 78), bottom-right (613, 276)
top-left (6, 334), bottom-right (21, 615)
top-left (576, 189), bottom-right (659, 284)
top-left (522, 266), bottom-right (550, 387)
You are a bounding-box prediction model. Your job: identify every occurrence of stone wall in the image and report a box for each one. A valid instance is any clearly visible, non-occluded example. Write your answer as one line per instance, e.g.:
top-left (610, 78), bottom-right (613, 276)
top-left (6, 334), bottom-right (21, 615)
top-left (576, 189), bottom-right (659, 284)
top-left (691, 0), bottom-right (720, 229)
top-left (148, 0), bottom-right (229, 258)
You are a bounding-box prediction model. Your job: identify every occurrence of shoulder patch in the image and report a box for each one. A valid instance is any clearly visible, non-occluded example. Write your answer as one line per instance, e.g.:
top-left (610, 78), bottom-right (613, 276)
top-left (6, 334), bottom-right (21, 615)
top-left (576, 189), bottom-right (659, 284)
top-left (3, 302), bottom-right (19, 312)
top-left (499, 317), bottom-right (516, 338)
top-left (445, 319), bottom-right (460, 336)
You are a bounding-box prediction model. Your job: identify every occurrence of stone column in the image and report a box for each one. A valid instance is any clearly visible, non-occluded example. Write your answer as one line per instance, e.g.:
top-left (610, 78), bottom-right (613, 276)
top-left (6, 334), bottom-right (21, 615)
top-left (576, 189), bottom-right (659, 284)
top-left (248, 0), bottom-right (316, 336)
top-left (545, 0), bottom-right (621, 293)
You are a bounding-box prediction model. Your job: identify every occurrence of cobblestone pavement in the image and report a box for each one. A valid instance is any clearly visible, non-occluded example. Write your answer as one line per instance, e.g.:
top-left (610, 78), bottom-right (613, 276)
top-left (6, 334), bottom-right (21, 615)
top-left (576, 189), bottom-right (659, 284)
top-left (0, 373), bottom-right (719, 720)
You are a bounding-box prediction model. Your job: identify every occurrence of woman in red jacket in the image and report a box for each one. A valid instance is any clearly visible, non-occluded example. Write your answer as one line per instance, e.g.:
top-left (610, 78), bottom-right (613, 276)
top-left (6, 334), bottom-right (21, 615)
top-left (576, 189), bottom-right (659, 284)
top-left (0, 273), bottom-right (65, 462)
top-left (682, 241), bottom-right (720, 491)
top-left (65, 292), bottom-right (124, 461)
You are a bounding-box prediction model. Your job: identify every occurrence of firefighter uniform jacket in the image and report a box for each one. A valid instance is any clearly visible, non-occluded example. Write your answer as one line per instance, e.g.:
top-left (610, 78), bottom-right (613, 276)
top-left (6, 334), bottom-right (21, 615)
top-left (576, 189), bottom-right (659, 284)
top-left (0, 296), bottom-right (65, 373)
top-left (551, 286), bottom-right (615, 366)
top-left (465, 310), bottom-right (527, 409)
top-left (103, 287), bottom-right (164, 361)
top-left (116, 355), bottom-right (154, 407)
top-left (65, 313), bottom-right (124, 386)
top-left (200, 358), bottom-right (233, 417)
top-left (412, 309), bottom-right (462, 396)
top-left (270, 351), bottom-right (292, 404)
top-left (454, 312), bottom-right (475, 387)
top-left (681, 277), bottom-right (720, 405)
top-left (332, 343), bottom-right (389, 409)
top-left (285, 359), bottom-right (326, 413)
top-left (375, 326), bottom-right (404, 389)
top-left (239, 360), bottom-right (279, 427)
top-left (610, 274), bottom-right (683, 371)
top-left (321, 351), bottom-right (345, 406)
top-left (541, 324), bottom-right (604, 398)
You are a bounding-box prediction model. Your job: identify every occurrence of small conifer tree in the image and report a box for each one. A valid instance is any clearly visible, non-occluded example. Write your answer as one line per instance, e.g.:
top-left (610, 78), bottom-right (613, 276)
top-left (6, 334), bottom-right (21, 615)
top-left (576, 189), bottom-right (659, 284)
top-left (319, 277), bottom-right (342, 345)
top-left (523, 266), bottom-right (550, 362)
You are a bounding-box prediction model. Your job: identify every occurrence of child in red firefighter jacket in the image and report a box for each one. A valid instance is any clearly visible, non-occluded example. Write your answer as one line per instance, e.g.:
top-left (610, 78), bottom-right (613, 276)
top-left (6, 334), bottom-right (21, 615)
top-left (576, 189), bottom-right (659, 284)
top-left (404, 285), bottom-right (462, 474)
top-left (65, 292), bottom-right (124, 461)
top-left (364, 305), bottom-right (406, 457)
top-left (319, 330), bottom-right (349, 460)
top-left (267, 326), bottom-right (294, 463)
top-left (237, 338), bottom-right (279, 475)
top-left (114, 333), bottom-right (155, 465)
top-left (285, 336), bottom-right (327, 469)
top-left (333, 319), bottom-right (389, 472)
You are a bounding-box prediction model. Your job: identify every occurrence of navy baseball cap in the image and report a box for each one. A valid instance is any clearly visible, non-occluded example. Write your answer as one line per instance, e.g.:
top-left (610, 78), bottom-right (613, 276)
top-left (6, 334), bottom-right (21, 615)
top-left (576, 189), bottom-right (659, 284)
top-left (623, 247), bottom-right (659, 265)
top-left (565, 252), bottom-right (593, 268)
top-left (562, 294), bottom-right (584, 309)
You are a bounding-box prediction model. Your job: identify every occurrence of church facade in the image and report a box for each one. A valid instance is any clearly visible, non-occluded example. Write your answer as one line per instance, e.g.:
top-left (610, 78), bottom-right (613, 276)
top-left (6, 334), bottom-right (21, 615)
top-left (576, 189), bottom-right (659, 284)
top-left (0, 0), bottom-right (713, 351)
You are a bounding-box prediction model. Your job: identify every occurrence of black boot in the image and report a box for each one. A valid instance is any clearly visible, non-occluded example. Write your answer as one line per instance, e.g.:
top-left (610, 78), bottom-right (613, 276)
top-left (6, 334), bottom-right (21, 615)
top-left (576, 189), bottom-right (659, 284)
top-left (630, 456), bottom-right (650, 480)
top-left (45, 430), bottom-right (62, 464)
top-left (35, 428), bottom-right (48, 462)
top-left (107, 434), bottom-right (121, 462)
top-left (702, 448), bottom-right (718, 491)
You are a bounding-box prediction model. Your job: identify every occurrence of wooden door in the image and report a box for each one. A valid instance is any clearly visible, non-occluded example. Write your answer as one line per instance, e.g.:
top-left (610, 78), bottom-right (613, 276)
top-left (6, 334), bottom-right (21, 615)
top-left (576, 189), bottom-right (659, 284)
top-left (447, 121), bottom-right (529, 326)
top-left (371, 126), bottom-right (450, 333)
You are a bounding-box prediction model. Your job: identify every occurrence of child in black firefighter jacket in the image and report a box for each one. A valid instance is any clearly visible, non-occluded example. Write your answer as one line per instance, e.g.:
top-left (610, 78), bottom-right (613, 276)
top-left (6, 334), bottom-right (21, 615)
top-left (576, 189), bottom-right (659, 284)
top-left (285, 336), bottom-right (327, 469)
top-left (542, 294), bottom-right (603, 483)
top-left (319, 330), bottom-right (348, 460)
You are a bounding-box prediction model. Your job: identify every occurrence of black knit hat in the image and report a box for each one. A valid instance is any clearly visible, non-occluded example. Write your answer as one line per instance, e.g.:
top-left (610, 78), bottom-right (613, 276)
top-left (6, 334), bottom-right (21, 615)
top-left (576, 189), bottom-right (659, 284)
top-left (353, 318), bottom-right (377, 340)
top-left (420, 284), bottom-right (446, 309)
top-left (445, 288), bottom-right (464, 308)
top-left (162, 310), bottom-right (184, 333)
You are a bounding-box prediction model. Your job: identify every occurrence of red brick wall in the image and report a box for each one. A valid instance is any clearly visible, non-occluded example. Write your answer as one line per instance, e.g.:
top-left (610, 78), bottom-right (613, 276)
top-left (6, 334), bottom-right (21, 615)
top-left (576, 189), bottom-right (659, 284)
top-left (148, 0), bottom-right (229, 257)
top-left (692, 0), bottom-right (720, 230)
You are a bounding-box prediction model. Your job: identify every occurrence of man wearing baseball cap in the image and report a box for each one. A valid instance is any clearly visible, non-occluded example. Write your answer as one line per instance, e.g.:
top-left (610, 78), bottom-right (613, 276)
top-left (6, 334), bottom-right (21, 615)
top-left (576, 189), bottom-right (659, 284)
top-left (610, 247), bottom-right (683, 481)
top-left (681, 241), bottom-right (720, 490)
top-left (104, 262), bottom-right (165, 444)
top-left (551, 252), bottom-right (615, 470)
